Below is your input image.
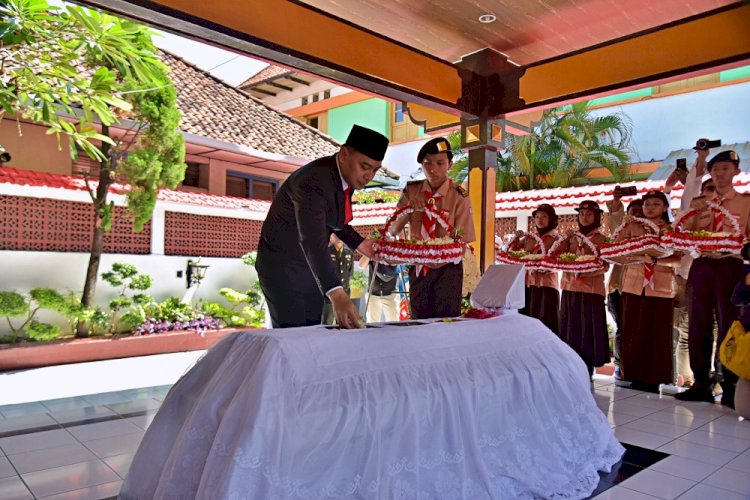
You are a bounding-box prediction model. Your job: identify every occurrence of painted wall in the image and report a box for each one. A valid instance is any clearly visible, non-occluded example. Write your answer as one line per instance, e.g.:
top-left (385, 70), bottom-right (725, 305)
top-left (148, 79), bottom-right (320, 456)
top-left (328, 98), bottom-right (390, 143)
top-left (0, 120), bottom-right (72, 174)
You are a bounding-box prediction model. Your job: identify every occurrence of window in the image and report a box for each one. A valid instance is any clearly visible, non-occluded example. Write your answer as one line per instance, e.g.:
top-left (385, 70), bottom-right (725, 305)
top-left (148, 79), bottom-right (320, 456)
top-left (312, 93), bottom-right (319, 103)
top-left (394, 102), bottom-right (404, 123)
top-left (182, 163), bottom-right (203, 188)
top-left (323, 89), bottom-right (331, 99)
top-left (308, 116), bottom-right (319, 129)
top-left (253, 180), bottom-right (277, 200)
top-left (301, 96), bottom-right (309, 105)
top-left (226, 172), bottom-right (279, 201)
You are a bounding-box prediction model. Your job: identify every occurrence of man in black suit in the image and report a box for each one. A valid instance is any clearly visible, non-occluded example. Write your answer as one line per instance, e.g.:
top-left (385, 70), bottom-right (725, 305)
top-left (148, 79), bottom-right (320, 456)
top-left (256, 125), bottom-right (388, 329)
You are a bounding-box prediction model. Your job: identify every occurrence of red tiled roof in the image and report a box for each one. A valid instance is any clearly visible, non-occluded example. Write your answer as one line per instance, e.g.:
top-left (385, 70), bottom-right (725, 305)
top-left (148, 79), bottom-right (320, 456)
top-left (237, 64), bottom-right (293, 89)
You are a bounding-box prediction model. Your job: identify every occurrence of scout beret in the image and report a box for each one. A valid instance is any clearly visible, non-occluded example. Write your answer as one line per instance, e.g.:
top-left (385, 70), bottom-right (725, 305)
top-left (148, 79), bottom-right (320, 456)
top-left (707, 150), bottom-right (740, 172)
top-left (574, 200), bottom-right (603, 213)
top-left (344, 125), bottom-right (389, 161)
top-left (417, 137), bottom-right (453, 163)
top-left (641, 190), bottom-right (669, 205)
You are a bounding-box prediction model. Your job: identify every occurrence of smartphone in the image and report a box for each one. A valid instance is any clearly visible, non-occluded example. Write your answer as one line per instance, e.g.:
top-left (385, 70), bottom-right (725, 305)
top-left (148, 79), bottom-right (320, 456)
top-left (619, 186), bottom-right (638, 196)
top-left (675, 158), bottom-right (688, 173)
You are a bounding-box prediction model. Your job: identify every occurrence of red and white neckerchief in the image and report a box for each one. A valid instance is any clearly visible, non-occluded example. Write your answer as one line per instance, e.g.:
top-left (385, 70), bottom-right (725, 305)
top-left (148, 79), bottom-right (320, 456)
top-left (643, 262), bottom-right (655, 289)
top-left (712, 197), bottom-right (725, 231)
top-left (420, 190), bottom-right (443, 240)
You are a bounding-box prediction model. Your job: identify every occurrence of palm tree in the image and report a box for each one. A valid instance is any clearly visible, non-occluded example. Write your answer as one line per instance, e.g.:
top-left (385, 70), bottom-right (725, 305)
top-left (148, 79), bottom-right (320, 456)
top-left (449, 100), bottom-right (633, 190)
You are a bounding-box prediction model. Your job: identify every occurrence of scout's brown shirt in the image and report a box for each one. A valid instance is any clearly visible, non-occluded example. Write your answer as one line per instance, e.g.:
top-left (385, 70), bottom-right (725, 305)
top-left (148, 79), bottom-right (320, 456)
top-left (509, 231), bottom-right (561, 289)
top-left (557, 230), bottom-right (608, 296)
top-left (616, 219), bottom-right (678, 298)
top-left (686, 188), bottom-right (750, 259)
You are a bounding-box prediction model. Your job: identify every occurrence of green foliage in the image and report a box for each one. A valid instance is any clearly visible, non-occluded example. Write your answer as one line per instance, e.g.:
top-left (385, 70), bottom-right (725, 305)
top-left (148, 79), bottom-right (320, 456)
top-left (25, 320), bottom-right (59, 341)
top-left (350, 270), bottom-right (368, 291)
top-left (121, 296), bottom-right (199, 328)
top-left (0, 291), bottom-right (28, 318)
top-left (100, 262), bottom-right (153, 332)
top-left (240, 252), bottom-right (257, 267)
top-left (447, 101), bottom-right (633, 190)
top-left (198, 282), bottom-right (265, 328)
top-left (0, 288), bottom-right (87, 342)
top-left (355, 189), bottom-right (401, 204)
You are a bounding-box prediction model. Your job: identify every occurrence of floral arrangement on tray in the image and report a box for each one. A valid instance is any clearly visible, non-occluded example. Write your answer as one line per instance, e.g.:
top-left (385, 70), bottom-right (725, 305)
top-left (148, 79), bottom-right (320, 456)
top-left (599, 217), bottom-right (673, 265)
top-left (542, 232), bottom-right (605, 272)
top-left (495, 231), bottom-right (548, 270)
top-left (462, 307), bottom-right (500, 319)
top-left (662, 202), bottom-right (742, 255)
top-left (376, 205), bottom-right (464, 265)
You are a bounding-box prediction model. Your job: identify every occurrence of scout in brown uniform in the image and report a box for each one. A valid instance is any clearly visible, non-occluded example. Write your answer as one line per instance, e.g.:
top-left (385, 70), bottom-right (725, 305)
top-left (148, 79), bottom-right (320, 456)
top-left (616, 190), bottom-right (680, 390)
top-left (389, 137), bottom-right (476, 319)
top-left (677, 150), bottom-right (750, 407)
top-left (557, 200), bottom-right (609, 376)
top-left (510, 204), bottom-right (561, 333)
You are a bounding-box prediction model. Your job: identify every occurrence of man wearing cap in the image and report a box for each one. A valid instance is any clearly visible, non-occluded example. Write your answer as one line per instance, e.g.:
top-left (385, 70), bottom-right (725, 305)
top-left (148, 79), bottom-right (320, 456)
top-left (676, 149), bottom-right (750, 407)
top-left (256, 125), bottom-right (388, 329)
top-left (388, 137), bottom-right (475, 319)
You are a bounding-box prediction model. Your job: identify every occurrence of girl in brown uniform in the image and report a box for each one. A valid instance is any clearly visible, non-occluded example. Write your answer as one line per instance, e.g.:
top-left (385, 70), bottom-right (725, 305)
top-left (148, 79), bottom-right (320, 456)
top-left (511, 204), bottom-right (561, 333)
top-left (557, 200), bottom-right (609, 376)
top-left (616, 190), bottom-right (679, 391)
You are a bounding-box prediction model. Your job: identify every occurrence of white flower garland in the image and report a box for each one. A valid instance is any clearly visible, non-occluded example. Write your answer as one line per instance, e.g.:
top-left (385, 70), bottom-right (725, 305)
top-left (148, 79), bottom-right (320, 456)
top-left (600, 217), bottom-right (672, 263)
top-left (665, 201), bottom-right (742, 256)
top-left (543, 231), bottom-right (604, 272)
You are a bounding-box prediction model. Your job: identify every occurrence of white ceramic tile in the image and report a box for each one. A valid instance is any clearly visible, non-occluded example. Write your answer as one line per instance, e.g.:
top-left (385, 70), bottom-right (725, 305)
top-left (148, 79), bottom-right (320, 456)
top-left (0, 475), bottom-right (34, 500)
top-left (671, 404), bottom-right (731, 420)
top-left (22, 459), bottom-right (120, 498)
top-left (618, 469), bottom-right (695, 499)
top-left (677, 483), bottom-right (750, 500)
top-left (0, 402), bottom-right (49, 418)
top-left (621, 420), bottom-right (692, 439)
top-left (0, 413), bottom-right (58, 434)
top-left (698, 415), bottom-right (750, 439)
top-left (0, 429), bottom-right (78, 455)
top-left (607, 411), bottom-right (642, 427)
top-left (656, 439), bottom-right (739, 466)
top-left (40, 480), bottom-right (122, 500)
top-left (8, 443), bottom-right (97, 474)
top-left (603, 387), bottom-right (645, 400)
top-left (122, 413), bottom-right (156, 430)
top-left (701, 467), bottom-right (750, 496)
top-left (66, 419), bottom-right (142, 441)
top-left (40, 396), bottom-right (95, 413)
top-left (626, 394), bottom-right (679, 411)
top-left (613, 427), bottom-right (674, 449)
top-left (0, 455), bottom-right (16, 479)
top-left (609, 401), bottom-right (662, 418)
top-left (723, 453), bottom-right (750, 473)
top-left (593, 485), bottom-right (661, 499)
top-left (644, 410), bottom-right (713, 429)
top-left (678, 430), bottom-right (750, 453)
top-left (106, 398), bottom-right (161, 414)
top-left (648, 455), bottom-right (721, 482)
top-left (48, 405), bottom-right (117, 425)
top-left (82, 431), bottom-right (145, 458)
top-left (102, 452), bottom-right (134, 478)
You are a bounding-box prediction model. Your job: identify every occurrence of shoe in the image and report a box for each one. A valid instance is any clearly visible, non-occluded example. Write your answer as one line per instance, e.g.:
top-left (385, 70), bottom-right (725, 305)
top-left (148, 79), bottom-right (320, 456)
top-left (614, 367), bottom-right (622, 380)
top-left (675, 385), bottom-right (715, 403)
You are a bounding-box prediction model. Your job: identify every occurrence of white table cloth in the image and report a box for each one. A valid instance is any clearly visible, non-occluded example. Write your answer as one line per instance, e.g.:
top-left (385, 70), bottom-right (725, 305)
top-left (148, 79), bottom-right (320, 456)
top-left (120, 314), bottom-right (624, 499)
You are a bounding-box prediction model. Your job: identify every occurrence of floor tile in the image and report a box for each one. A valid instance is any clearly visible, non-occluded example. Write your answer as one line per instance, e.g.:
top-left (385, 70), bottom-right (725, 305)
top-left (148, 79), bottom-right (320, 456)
top-left (22, 459), bottom-right (120, 498)
top-left (41, 396), bottom-right (95, 413)
top-left (597, 461), bottom-right (644, 485)
top-left (0, 475), bottom-right (34, 499)
top-left (670, 404), bottom-right (732, 420)
top-left (618, 469), bottom-right (695, 499)
top-left (626, 394), bottom-right (679, 411)
top-left (678, 429), bottom-right (750, 453)
top-left (102, 452), bottom-right (134, 478)
top-left (607, 412), bottom-right (642, 428)
top-left (0, 454), bottom-right (16, 479)
top-left (609, 402), bottom-right (662, 418)
top-left (621, 420), bottom-right (691, 440)
top-left (723, 453), bottom-right (750, 473)
top-left (677, 483), bottom-right (750, 500)
top-left (8, 443), bottom-right (98, 474)
top-left (648, 455), bottom-right (721, 482)
top-left (621, 445), bottom-right (670, 468)
top-left (82, 431), bottom-right (145, 458)
top-left (593, 485), bottom-right (661, 499)
top-left (48, 405), bottom-right (117, 425)
top-left (614, 427), bottom-right (674, 450)
top-left (644, 410), bottom-right (714, 429)
top-left (0, 402), bottom-right (49, 418)
top-left (701, 467), bottom-right (750, 496)
top-left (0, 413), bottom-right (58, 435)
top-left (0, 429), bottom-right (78, 455)
top-left (66, 419), bottom-right (142, 442)
top-left (40, 480), bottom-right (122, 500)
top-left (122, 413), bottom-right (156, 430)
top-left (105, 398), bottom-right (161, 415)
top-left (656, 439), bottom-right (739, 466)
top-left (82, 392), bottom-right (138, 406)
top-left (698, 415), bottom-right (750, 439)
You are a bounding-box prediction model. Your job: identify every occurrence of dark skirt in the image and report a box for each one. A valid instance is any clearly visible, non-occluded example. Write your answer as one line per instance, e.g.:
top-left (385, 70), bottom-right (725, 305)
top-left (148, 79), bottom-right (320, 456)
top-left (620, 292), bottom-right (674, 386)
top-left (559, 291), bottom-right (609, 370)
top-left (524, 285), bottom-right (560, 334)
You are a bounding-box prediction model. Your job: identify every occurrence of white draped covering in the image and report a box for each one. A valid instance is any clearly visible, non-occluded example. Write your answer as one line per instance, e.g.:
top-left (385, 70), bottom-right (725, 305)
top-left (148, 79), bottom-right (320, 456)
top-left (120, 314), bottom-right (623, 499)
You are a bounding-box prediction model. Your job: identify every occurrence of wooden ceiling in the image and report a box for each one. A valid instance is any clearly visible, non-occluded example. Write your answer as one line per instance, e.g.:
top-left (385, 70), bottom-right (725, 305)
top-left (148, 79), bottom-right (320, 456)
top-left (298, 0), bottom-right (738, 65)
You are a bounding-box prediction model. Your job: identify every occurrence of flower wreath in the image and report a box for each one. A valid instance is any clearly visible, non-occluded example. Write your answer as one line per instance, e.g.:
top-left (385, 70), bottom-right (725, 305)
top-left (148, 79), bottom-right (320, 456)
top-left (542, 231), bottom-right (605, 272)
top-left (600, 217), bottom-right (673, 264)
top-left (662, 202), bottom-right (742, 256)
top-left (376, 204), bottom-right (464, 265)
top-left (496, 231), bottom-right (550, 270)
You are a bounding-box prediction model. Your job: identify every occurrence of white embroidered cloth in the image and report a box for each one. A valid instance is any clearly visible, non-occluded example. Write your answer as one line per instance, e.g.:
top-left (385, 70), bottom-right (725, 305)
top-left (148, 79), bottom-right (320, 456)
top-left (120, 315), bottom-right (624, 499)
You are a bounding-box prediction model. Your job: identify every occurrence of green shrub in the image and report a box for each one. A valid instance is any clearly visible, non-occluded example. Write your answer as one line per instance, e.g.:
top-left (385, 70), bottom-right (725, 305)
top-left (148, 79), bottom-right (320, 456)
top-left (0, 288), bottom-right (79, 343)
top-left (101, 262), bottom-right (154, 333)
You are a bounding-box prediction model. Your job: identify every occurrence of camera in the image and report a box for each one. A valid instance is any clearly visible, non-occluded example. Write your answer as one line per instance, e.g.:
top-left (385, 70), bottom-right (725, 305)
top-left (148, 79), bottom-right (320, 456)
top-left (694, 138), bottom-right (721, 151)
top-left (618, 186), bottom-right (638, 196)
top-left (0, 145), bottom-right (10, 163)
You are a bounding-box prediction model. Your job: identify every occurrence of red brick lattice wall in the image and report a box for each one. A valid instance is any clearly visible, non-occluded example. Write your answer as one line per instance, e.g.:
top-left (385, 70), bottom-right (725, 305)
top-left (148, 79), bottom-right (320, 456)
top-left (164, 211), bottom-right (261, 257)
top-left (0, 195), bottom-right (151, 254)
top-left (494, 217), bottom-right (517, 238)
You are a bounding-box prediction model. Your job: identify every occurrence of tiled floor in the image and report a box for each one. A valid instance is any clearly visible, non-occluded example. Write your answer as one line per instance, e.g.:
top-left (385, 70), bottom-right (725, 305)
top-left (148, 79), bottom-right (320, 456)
top-left (0, 374), bottom-right (748, 499)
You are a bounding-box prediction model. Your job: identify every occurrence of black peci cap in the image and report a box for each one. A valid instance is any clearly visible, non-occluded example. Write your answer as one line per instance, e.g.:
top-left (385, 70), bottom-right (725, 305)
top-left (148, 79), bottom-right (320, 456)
top-left (641, 189), bottom-right (669, 205)
top-left (574, 200), bottom-right (603, 213)
top-left (417, 137), bottom-right (453, 163)
top-left (343, 125), bottom-right (389, 161)
top-left (707, 150), bottom-right (740, 172)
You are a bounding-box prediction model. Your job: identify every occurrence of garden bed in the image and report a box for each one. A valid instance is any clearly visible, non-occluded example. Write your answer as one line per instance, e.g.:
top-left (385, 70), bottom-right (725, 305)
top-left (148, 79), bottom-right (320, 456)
top-left (0, 327), bottom-right (255, 371)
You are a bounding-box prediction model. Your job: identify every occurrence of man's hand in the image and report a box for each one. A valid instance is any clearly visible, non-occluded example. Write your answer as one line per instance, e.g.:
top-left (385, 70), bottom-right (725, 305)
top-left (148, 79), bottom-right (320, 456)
top-left (410, 194), bottom-right (426, 211)
top-left (357, 238), bottom-right (378, 258)
top-left (612, 186), bottom-right (623, 201)
top-left (329, 288), bottom-right (364, 329)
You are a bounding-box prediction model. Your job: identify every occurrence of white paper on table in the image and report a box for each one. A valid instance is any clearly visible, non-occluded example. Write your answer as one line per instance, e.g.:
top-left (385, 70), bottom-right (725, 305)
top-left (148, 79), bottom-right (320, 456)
top-left (470, 264), bottom-right (526, 310)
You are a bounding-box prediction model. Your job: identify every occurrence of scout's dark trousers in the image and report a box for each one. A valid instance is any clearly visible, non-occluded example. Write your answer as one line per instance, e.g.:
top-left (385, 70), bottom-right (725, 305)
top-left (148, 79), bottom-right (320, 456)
top-left (686, 257), bottom-right (742, 396)
top-left (408, 262), bottom-right (463, 319)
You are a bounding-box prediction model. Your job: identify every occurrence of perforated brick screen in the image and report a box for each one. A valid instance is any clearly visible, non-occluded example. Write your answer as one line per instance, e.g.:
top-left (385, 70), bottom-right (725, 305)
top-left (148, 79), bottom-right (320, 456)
top-left (0, 195), bottom-right (150, 253)
top-left (494, 217), bottom-right (517, 238)
top-left (164, 211), bottom-right (261, 257)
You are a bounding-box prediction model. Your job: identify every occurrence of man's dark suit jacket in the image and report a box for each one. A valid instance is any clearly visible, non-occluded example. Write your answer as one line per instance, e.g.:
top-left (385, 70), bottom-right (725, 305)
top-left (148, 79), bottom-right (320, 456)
top-left (256, 154), bottom-right (364, 296)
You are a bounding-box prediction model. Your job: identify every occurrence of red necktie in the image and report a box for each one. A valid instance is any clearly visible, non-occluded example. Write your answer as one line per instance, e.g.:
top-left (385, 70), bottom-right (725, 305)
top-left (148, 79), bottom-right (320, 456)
top-left (343, 187), bottom-right (353, 224)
